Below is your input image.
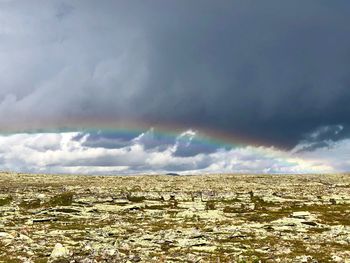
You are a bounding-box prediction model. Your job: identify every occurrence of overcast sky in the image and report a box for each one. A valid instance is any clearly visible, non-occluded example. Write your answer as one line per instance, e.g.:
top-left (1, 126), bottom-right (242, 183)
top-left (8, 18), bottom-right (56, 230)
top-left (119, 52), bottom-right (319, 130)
top-left (1, 1), bottom-right (350, 174)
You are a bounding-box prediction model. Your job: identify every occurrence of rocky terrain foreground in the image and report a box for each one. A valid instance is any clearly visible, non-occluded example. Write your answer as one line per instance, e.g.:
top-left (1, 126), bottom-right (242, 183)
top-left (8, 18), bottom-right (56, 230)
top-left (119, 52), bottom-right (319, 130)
top-left (0, 173), bottom-right (349, 263)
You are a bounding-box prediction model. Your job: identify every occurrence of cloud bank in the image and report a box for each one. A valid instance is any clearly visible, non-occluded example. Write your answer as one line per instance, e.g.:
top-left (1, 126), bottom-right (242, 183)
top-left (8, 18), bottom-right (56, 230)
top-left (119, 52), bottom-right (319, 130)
top-left (0, 129), bottom-right (340, 175)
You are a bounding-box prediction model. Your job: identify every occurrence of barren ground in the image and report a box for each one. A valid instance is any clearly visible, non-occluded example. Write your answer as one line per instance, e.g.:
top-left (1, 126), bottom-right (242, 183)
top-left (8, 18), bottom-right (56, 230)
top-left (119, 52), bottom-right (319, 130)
top-left (0, 172), bottom-right (349, 262)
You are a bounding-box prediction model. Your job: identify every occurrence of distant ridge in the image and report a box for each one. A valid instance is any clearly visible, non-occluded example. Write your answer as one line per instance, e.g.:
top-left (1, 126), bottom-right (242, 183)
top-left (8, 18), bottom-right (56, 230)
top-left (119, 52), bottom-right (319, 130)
top-left (166, 172), bottom-right (180, 176)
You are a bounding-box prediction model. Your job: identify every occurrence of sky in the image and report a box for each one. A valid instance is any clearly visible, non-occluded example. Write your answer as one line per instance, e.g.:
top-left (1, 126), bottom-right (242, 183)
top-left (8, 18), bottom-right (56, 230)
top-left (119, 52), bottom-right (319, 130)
top-left (0, 0), bottom-right (350, 174)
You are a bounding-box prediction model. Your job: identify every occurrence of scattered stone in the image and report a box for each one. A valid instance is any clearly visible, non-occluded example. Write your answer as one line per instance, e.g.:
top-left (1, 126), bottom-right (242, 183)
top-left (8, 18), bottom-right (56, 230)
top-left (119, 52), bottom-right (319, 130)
top-left (291, 211), bottom-right (311, 219)
top-left (0, 232), bottom-right (12, 238)
top-left (50, 243), bottom-right (70, 259)
top-left (332, 255), bottom-right (343, 262)
top-left (32, 217), bottom-right (58, 223)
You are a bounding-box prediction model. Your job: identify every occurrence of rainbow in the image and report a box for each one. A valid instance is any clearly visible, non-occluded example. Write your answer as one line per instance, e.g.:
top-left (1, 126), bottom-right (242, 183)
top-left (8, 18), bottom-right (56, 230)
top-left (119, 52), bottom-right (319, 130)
top-left (0, 118), bottom-right (334, 174)
top-left (0, 117), bottom-right (263, 149)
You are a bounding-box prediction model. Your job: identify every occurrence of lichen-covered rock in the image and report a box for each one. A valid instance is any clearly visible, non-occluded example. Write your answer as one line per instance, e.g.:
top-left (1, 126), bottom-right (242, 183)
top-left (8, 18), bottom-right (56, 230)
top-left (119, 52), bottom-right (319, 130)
top-left (50, 243), bottom-right (70, 259)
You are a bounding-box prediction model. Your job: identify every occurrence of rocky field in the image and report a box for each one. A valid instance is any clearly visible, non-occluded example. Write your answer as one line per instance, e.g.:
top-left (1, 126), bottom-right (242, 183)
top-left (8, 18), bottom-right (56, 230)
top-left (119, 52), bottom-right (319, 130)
top-left (0, 172), bottom-right (349, 263)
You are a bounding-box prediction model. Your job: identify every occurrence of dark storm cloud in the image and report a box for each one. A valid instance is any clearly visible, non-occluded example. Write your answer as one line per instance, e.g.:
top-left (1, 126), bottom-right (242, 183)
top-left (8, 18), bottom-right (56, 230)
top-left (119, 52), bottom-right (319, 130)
top-left (1, 1), bottom-right (350, 148)
top-left (132, 129), bottom-right (175, 151)
top-left (75, 131), bottom-right (140, 149)
top-left (173, 141), bottom-right (219, 158)
top-left (173, 134), bottom-right (220, 157)
top-left (134, 0), bottom-right (350, 148)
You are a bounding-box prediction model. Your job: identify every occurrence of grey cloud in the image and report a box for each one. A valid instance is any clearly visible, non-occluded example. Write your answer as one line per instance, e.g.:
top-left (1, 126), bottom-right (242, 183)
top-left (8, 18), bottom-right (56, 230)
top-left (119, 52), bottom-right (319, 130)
top-left (173, 141), bottom-right (219, 158)
top-left (76, 129), bottom-right (221, 157)
top-left (132, 129), bottom-right (174, 151)
top-left (293, 125), bottom-right (349, 152)
top-left (77, 131), bottom-right (139, 149)
top-left (55, 2), bottom-right (74, 20)
top-left (173, 132), bottom-right (220, 157)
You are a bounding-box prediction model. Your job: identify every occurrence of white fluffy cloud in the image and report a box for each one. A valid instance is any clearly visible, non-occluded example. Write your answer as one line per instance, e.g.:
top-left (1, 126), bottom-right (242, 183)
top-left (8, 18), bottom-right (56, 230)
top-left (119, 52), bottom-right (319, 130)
top-left (0, 130), bottom-right (340, 175)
